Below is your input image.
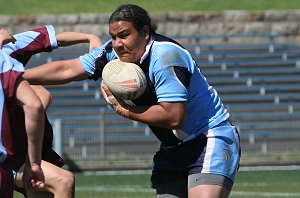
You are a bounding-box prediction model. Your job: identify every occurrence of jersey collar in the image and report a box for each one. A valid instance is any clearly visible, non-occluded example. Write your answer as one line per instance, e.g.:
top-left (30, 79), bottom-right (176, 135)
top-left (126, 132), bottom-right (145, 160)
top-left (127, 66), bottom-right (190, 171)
top-left (140, 35), bottom-right (154, 64)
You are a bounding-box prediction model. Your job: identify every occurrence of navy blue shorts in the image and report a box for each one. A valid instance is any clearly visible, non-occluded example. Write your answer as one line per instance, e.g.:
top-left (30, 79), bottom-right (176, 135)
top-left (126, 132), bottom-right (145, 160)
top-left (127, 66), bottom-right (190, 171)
top-left (151, 121), bottom-right (240, 190)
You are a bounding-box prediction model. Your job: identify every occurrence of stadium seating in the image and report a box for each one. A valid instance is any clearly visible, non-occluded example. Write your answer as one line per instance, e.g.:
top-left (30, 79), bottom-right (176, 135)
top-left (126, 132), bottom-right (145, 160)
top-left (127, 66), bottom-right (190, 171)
top-left (26, 34), bottom-right (300, 168)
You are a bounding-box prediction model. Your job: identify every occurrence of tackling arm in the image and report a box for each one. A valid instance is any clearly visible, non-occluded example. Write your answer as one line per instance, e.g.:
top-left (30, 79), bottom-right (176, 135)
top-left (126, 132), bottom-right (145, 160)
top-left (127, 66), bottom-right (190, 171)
top-left (56, 31), bottom-right (103, 51)
top-left (23, 58), bottom-right (88, 85)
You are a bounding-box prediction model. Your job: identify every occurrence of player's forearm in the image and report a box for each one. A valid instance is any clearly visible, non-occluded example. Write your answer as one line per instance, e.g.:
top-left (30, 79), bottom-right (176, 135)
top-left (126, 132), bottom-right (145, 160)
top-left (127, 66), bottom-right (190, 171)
top-left (23, 101), bottom-right (45, 166)
top-left (56, 32), bottom-right (103, 48)
top-left (24, 62), bottom-right (66, 85)
top-left (24, 58), bottom-right (88, 85)
top-left (128, 104), bottom-right (185, 129)
top-left (56, 32), bottom-right (89, 46)
top-left (101, 83), bottom-right (185, 129)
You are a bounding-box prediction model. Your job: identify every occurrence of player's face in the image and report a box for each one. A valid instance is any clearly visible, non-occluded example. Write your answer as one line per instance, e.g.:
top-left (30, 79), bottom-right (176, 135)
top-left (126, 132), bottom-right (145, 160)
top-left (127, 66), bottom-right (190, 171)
top-left (109, 20), bottom-right (150, 64)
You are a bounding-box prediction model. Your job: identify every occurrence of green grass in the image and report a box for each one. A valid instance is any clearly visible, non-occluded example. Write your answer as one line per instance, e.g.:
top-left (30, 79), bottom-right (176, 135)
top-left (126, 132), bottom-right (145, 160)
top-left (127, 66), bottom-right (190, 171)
top-left (14, 169), bottom-right (300, 198)
top-left (1, 0), bottom-right (300, 15)
top-left (231, 169), bottom-right (300, 197)
top-left (74, 171), bottom-right (154, 198)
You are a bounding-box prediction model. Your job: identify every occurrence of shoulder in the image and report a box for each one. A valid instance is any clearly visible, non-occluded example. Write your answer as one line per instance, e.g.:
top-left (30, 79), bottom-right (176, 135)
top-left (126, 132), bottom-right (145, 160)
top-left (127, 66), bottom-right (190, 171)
top-left (80, 40), bottom-right (114, 62)
top-left (156, 43), bottom-right (182, 55)
top-left (150, 40), bottom-right (190, 68)
top-left (0, 50), bottom-right (23, 71)
top-left (151, 35), bottom-right (186, 58)
top-left (0, 50), bottom-right (24, 94)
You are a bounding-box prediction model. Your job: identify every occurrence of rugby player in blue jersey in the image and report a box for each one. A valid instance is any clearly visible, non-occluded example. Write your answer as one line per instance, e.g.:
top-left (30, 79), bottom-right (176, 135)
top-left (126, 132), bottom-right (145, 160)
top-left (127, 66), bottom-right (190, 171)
top-left (24, 4), bottom-right (241, 198)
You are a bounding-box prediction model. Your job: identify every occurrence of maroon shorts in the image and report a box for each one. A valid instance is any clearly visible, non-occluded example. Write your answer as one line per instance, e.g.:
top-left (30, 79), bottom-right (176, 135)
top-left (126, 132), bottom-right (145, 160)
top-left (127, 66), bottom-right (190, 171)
top-left (41, 114), bottom-right (65, 167)
top-left (8, 105), bottom-right (64, 196)
top-left (9, 105), bottom-right (65, 170)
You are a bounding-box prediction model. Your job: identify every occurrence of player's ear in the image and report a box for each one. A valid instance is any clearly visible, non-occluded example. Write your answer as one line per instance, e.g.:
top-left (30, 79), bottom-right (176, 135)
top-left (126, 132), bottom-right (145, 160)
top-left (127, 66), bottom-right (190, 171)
top-left (143, 25), bottom-right (150, 40)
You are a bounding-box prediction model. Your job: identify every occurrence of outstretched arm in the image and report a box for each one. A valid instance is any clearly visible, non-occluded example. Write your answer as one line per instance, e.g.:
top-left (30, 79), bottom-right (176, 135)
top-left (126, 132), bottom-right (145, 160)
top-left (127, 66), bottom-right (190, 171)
top-left (23, 58), bottom-right (88, 85)
top-left (56, 31), bottom-right (103, 51)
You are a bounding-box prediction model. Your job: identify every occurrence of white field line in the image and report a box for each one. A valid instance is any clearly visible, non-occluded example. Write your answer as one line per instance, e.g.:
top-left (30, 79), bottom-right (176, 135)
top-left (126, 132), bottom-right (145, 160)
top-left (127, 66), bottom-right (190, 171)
top-left (239, 165), bottom-right (300, 172)
top-left (83, 170), bottom-right (151, 176)
top-left (234, 182), bottom-right (268, 187)
top-left (231, 191), bottom-right (300, 197)
top-left (83, 165), bottom-right (300, 176)
top-left (75, 185), bottom-right (153, 193)
top-left (80, 167), bottom-right (300, 196)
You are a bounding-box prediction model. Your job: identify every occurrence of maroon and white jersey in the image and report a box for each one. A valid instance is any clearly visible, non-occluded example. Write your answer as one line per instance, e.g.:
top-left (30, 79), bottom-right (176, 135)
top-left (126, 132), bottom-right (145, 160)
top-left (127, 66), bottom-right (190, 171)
top-left (3, 25), bottom-right (58, 66)
top-left (0, 49), bottom-right (24, 164)
top-left (1, 25), bottom-right (64, 171)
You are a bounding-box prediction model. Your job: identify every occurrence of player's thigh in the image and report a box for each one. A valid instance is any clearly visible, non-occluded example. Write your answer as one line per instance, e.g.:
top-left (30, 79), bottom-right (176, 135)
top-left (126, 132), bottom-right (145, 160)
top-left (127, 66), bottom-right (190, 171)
top-left (16, 160), bottom-right (74, 191)
top-left (189, 184), bottom-right (230, 198)
top-left (39, 160), bottom-right (74, 191)
top-left (16, 163), bottom-right (54, 198)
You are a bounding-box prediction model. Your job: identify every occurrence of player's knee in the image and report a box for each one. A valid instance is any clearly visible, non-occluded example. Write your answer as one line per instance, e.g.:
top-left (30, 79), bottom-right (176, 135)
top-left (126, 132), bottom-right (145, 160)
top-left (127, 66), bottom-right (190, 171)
top-left (59, 171), bottom-right (75, 190)
top-left (66, 171), bottom-right (75, 188)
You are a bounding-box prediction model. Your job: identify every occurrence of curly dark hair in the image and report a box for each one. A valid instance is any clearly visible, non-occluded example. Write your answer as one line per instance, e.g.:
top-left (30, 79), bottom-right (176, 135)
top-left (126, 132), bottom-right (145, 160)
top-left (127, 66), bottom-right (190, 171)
top-left (109, 4), bottom-right (157, 34)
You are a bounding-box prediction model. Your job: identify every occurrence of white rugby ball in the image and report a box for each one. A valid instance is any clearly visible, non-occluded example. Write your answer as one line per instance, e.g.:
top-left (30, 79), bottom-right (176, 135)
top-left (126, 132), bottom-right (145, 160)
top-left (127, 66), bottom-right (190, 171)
top-left (102, 59), bottom-right (147, 100)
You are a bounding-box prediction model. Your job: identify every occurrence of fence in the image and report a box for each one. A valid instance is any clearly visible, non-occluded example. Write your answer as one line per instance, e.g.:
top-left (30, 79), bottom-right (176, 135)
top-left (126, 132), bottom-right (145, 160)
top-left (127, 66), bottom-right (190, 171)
top-left (49, 108), bottom-right (300, 170)
top-left (49, 110), bottom-right (159, 170)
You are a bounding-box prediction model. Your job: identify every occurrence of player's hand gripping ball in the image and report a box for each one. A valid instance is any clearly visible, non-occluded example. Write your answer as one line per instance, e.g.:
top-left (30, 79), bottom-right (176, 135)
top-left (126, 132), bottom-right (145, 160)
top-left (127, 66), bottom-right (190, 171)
top-left (102, 59), bottom-right (147, 100)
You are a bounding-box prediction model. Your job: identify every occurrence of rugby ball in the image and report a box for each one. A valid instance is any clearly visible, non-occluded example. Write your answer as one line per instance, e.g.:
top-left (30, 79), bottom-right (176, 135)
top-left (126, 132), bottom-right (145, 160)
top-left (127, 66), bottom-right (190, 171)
top-left (102, 59), bottom-right (147, 100)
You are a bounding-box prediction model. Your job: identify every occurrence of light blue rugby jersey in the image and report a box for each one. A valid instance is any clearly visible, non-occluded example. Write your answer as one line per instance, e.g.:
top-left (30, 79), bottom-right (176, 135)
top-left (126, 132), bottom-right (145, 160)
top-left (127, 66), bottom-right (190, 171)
top-left (80, 34), bottom-right (229, 142)
top-left (79, 40), bottom-right (116, 77)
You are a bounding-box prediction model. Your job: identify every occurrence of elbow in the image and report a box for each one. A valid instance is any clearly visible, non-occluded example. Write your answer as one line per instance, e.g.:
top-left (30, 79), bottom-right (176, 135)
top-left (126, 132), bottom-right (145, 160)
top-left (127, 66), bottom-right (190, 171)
top-left (160, 102), bottom-right (186, 129)
top-left (169, 117), bottom-right (184, 129)
top-left (170, 123), bottom-right (183, 129)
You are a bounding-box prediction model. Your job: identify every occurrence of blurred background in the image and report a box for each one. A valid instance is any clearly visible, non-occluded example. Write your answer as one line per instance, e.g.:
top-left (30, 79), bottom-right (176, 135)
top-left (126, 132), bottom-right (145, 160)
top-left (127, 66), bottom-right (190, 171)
top-left (2, 0), bottom-right (300, 197)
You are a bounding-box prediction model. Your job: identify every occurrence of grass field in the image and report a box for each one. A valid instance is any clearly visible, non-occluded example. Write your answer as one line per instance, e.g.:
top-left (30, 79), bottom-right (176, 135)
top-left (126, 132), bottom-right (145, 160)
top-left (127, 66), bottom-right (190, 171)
top-left (1, 0), bottom-right (300, 15)
top-left (14, 168), bottom-right (300, 198)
